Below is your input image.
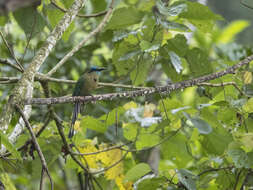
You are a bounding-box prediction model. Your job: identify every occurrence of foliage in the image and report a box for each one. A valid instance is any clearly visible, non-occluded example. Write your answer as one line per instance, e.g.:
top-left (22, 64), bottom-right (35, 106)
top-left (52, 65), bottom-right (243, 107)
top-left (0, 0), bottom-right (253, 189)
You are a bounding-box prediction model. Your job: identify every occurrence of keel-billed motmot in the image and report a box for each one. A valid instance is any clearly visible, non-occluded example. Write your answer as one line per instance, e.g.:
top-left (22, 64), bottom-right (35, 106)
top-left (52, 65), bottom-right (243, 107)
top-left (68, 66), bottom-right (105, 138)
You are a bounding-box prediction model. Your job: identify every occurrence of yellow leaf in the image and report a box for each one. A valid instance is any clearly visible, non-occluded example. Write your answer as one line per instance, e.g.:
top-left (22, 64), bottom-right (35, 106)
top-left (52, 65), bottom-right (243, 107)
top-left (244, 71), bottom-right (252, 84)
top-left (79, 140), bottom-right (99, 169)
top-left (97, 147), bottom-right (123, 180)
top-left (116, 174), bottom-right (134, 190)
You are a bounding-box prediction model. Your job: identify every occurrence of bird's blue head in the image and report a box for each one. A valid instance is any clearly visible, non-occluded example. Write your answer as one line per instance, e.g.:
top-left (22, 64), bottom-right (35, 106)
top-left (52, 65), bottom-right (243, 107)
top-left (88, 66), bottom-right (105, 75)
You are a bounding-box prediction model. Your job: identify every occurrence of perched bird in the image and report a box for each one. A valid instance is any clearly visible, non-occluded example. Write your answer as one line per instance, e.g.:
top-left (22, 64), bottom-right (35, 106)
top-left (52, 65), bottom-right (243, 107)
top-left (68, 66), bottom-right (105, 138)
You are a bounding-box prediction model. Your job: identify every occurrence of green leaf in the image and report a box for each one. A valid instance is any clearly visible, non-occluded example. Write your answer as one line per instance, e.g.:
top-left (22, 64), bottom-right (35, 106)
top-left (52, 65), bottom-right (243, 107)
top-left (177, 169), bottom-right (196, 190)
top-left (140, 41), bottom-right (160, 52)
top-left (161, 133), bottom-right (192, 168)
top-left (106, 7), bottom-right (143, 30)
top-left (130, 58), bottom-right (151, 85)
top-left (13, 7), bottom-right (46, 36)
top-left (136, 133), bottom-right (160, 150)
top-left (112, 41), bottom-right (138, 76)
top-left (179, 1), bottom-right (223, 32)
top-left (161, 34), bottom-right (188, 57)
top-left (0, 131), bottom-right (22, 160)
top-left (227, 148), bottom-right (253, 168)
top-left (243, 97), bottom-right (253, 113)
top-left (137, 178), bottom-right (164, 190)
top-left (100, 107), bottom-right (125, 127)
top-left (80, 116), bottom-right (107, 133)
top-left (123, 123), bottom-right (138, 141)
top-left (124, 163), bottom-right (151, 182)
top-left (200, 127), bottom-right (233, 155)
top-left (189, 117), bottom-right (212, 134)
top-left (186, 48), bottom-right (212, 76)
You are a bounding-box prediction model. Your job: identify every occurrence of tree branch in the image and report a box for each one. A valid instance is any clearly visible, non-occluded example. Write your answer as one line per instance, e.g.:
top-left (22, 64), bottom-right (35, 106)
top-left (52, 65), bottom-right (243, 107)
top-left (25, 54), bottom-right (253, 105)
top-left (0, 58), bottom-right (23, 72)
top-left (46, 0), bottom-right (114, 76)
top-left (15, 105), bottom-right (53, 190)
top-left (0, 30), bottom-right (24, 72)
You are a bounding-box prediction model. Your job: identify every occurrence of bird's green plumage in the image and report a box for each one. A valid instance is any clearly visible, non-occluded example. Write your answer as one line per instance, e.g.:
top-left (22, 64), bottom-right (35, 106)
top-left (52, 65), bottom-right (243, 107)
top-left (69, 67), bottom-right (103, 138)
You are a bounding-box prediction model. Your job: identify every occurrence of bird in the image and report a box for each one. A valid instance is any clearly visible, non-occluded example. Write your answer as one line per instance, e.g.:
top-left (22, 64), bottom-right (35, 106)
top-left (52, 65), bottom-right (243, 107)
top-left (68, 66), bottom-right (105, 138)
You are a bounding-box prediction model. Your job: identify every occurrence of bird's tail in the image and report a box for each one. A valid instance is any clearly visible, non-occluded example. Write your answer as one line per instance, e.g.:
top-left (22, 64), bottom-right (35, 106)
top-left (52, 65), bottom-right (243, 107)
top-left (68, 102), bottom-right (80, 138)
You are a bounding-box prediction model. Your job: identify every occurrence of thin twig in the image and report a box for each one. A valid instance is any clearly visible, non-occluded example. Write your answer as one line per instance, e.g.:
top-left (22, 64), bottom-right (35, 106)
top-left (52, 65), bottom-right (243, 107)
top-left (46, 0), bottom-right (114, 76)
top-left (198, 166), bottom-right (234, 176)
top-left (0, 58), bottom-right (23, 72)
top-left (198, 82), bottom-right (244, 96)
top-left (0, 31), bottom-right (24, 72)
top-left (15, 105), bottom-right (53, 190)
top-left (51, 0), bottom-right (107, 18)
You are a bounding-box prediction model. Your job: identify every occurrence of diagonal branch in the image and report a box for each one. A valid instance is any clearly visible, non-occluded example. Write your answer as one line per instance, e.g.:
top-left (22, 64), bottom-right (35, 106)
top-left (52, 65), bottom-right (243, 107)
top-left (15, 105), bottom-right (53, 190)
top-left (0, 58), bottom-right (23, 72)
top-left (0, 31), bottom-right (24, 72)
top-left (25, 54), bottom-right (253, 105)
top-left (46, 0), bottom-right (114, 76)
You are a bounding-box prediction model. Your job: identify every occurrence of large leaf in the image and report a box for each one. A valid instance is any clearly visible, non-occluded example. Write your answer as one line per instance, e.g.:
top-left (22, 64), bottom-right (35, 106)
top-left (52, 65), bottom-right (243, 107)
top-left (178, 1), bottom-right (223, 32)
top-left (189, 117), bottom-right (212, 135)
top-left (123, 123), bottom-right (138, 141)
top-left (161, 133), bottom-right (192, 168)
top-left (136, 133), bottom-right (160, 150)
top-left (124, 163), bottom-right (151, 182)
top-left (13, 7), bottom-right (46, 36)
top-left (106, 7), bottom-right (143, 30)
top-left (200, 127), bottom-right (233, 155)
top-left (186, 48), bottom-right (212, 77)
top-left (130, 58), bottom-right (151, 85)
top-left (80, 116), bottom-right (107, 133)
top-left (227, 144), bottom-right (253, 168)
